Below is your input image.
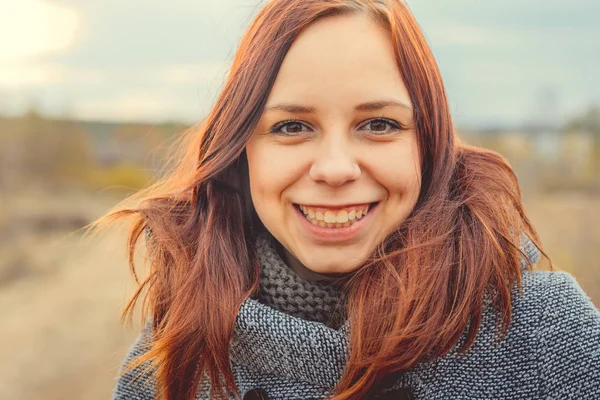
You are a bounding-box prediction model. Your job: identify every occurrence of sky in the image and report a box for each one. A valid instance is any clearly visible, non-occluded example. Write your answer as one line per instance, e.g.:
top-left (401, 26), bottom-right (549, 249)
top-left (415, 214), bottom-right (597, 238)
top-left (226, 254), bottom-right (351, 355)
top-left (0, 0), bottom-right (598, 128)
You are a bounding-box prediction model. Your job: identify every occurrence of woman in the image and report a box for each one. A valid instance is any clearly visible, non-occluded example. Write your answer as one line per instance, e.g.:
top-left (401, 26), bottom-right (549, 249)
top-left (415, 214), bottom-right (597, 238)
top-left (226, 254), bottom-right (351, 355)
top-left (102, 0), bottom-right (600, 399)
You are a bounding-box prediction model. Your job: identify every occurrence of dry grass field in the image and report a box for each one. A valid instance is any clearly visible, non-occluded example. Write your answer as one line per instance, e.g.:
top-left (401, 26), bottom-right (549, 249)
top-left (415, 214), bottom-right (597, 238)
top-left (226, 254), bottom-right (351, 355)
top-left (0, 188), bottom-right (598, 400)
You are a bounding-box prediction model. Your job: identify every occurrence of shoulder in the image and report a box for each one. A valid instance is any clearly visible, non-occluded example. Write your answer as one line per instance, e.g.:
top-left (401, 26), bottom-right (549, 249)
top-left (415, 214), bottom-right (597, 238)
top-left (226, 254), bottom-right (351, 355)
top-left (516, 270), bottom-right (599, 326)
top-left (112, 322), bottom-right (156, 400)
top-left (516, 270), bottom-right (600, 398)
top-left (514, 270), bottom-right (600, 351)
top-left (417, 271), bottom-right (599, 399)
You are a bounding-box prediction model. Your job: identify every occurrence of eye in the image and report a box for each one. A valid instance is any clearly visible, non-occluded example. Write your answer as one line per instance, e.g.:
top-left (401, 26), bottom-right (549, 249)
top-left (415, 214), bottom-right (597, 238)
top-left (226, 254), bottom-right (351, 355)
top-left (359, 118), bottom-right (403, 135)
top-left (268, 119), bottom-right (312, 136)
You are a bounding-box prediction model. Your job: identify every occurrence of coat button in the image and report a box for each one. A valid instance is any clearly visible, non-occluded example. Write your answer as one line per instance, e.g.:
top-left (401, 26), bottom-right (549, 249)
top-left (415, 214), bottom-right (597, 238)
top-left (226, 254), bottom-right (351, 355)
top-left (243, 388), bottom-right (269, 400)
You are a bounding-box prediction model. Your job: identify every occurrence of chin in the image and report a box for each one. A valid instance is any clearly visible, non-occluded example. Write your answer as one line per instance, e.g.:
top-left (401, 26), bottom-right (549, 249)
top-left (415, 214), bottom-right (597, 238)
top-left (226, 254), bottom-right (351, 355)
top-left (304, 258), bottom-right (362, 275)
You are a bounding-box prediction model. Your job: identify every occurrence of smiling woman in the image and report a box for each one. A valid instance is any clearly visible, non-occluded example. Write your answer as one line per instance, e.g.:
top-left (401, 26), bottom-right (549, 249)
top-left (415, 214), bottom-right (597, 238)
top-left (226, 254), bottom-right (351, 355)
top-left (93, 1), bottom-right (600, 399)
top-left (246, 14), bottom-right (421, 276)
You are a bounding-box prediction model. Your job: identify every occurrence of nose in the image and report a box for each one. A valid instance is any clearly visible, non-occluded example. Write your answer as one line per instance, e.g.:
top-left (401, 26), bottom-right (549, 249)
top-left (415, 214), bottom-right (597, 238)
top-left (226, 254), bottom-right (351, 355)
top-left (308, 137), bottom-right (361, 187)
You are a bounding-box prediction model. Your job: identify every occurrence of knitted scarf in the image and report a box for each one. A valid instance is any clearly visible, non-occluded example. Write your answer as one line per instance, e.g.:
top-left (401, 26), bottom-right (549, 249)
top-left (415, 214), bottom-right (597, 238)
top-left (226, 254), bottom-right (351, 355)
top-left (253, 233), bottom-right (347, 329)
top-left (250, 231), bottom-right (540, 329)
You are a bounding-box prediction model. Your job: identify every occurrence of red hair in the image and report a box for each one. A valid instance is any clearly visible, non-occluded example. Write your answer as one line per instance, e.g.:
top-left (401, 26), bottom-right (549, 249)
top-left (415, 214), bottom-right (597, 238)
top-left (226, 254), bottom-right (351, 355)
top-left (92, 1), bottom-right (550, 399)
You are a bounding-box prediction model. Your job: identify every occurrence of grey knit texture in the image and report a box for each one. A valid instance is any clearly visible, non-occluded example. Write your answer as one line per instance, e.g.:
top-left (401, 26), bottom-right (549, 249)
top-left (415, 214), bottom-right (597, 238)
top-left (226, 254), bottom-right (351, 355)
top-left (254, 234), bottom-right (347, 329)
top-left (112, 233), bottom-right (600, 399)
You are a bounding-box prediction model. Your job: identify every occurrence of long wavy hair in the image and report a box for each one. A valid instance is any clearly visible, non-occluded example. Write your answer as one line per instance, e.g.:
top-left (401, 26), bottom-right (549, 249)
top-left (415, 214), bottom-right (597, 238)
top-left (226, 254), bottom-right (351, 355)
top-left (91, 0), bottom-right (550, 399)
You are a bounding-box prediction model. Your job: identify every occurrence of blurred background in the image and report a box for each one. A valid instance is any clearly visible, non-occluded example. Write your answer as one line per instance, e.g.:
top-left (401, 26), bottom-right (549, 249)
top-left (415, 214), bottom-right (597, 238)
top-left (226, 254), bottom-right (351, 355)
top-left (0, 0), bottom-right (598, 399)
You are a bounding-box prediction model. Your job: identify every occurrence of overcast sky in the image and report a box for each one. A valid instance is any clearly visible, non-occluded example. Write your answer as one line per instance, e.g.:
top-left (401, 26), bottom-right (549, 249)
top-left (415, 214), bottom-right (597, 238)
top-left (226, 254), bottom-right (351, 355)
top-left (1, 0), bottom-right (598, 128)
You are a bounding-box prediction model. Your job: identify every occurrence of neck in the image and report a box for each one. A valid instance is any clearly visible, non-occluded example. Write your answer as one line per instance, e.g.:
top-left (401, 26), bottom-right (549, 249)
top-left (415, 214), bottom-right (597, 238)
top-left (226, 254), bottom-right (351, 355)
top-left (274, 240), bottom-right (342, 282)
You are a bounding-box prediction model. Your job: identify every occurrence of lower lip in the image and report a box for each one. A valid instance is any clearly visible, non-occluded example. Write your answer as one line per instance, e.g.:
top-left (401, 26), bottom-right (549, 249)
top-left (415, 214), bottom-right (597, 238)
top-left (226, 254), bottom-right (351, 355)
top-left (293, 202), bottom-right (379, 243)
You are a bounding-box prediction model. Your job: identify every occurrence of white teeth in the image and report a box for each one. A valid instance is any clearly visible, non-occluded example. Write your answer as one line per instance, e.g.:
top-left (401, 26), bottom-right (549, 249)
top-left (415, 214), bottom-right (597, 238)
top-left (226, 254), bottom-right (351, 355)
top-left (324, 210), bottom-right (336, 223)
top-left (336, 210), bottom-right (348, 223)
top-left (297, 203), bottom-right (375, 228)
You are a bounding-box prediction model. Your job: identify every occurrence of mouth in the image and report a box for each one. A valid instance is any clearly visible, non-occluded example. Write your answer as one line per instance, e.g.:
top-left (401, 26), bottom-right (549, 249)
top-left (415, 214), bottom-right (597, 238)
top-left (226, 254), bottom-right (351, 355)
top-left (293, 201), bottom-right (380, 229)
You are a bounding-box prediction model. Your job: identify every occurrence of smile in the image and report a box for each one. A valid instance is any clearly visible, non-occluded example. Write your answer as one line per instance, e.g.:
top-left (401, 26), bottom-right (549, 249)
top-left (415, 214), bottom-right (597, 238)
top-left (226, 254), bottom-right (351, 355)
top-left (295, 203), bottom-right (375, 228)
top-left (292, 201), bottom-right (379, 242)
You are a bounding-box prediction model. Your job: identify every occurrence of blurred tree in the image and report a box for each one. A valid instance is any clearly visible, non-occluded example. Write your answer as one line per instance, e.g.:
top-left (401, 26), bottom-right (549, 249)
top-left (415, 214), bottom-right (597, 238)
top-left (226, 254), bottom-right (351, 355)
top-left (565, 106), bottom-right (600, 135)
top-left (10, 107), bottom-right (95, 189)
top-left (564, 105), bottom-right (600, 190)
top-left (19, 107), bottom-right (57, 181)
top-left (55, 120), bottom-right (94, 182)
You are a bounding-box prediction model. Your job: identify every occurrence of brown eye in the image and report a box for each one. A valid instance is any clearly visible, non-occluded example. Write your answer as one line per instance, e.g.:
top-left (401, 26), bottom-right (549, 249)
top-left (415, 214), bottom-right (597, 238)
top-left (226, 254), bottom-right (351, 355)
top-left (370, 120), bottom-right (387, 132)
top-left (285, 122), bottom-right (303, 133)
top-left (360, 118), bottom-right (402, 135)
top-left (269, 120), bottom-right (311, 136)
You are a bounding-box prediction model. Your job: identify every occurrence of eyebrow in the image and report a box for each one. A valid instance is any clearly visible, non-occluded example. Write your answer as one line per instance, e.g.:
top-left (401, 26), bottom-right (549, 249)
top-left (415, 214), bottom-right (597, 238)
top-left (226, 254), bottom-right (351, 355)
top-left (264, 100), bottom-right (413, 113)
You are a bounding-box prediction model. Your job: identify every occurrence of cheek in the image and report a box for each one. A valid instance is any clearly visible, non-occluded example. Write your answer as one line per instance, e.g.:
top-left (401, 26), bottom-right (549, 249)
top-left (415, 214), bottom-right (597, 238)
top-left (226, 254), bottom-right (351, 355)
top-left (245, 141), bottom-right (305, 206)
top-left (247, 160), bottom-right (272, 211)
top-left (245, 141), bottom-right (268, 208)
top-left (369, 140), bottom-right (421, 198)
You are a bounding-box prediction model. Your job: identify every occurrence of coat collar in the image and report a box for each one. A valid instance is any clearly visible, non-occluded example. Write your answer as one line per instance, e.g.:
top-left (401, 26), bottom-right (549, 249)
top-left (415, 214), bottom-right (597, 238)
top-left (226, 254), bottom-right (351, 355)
top-left (231, 298), bottom-right (349, 388)
top-left (230, 232), bottom-right (541, 390)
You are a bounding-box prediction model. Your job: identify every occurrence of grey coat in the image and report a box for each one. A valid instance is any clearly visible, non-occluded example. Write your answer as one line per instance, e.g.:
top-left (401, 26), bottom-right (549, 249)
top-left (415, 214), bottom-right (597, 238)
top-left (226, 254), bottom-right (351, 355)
top-left (112, 235), bottom-right (600, 399)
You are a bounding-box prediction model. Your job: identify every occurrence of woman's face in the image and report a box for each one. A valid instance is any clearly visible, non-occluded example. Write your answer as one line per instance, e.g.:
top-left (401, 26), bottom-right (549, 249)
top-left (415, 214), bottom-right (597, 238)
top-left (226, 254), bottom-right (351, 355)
top-left (245, 13), bottom-right (421, 275)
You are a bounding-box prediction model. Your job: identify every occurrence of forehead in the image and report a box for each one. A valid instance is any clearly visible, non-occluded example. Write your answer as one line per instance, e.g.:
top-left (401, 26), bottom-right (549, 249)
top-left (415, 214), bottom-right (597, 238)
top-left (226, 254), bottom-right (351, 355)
top-left (267, 13), bottom-right (411, 108)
